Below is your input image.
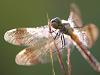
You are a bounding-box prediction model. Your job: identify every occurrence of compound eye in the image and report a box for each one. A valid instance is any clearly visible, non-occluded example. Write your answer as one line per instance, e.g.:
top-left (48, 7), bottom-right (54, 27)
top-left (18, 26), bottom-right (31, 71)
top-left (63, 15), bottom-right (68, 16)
top-left (51, 20), bottom-right (58, 29)
top-left (50, 17), bottom-right (62, 29)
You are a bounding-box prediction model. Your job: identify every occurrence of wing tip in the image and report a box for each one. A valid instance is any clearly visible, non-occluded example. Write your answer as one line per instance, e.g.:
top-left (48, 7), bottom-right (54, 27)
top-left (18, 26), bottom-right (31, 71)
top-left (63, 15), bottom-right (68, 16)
top-left (15, 48), bottom-right (41, 66)
top-left (87, 24), bottom-right (99, 48)
top-left (4, 29), bottom-right (15, 43)
top-left (82, 23), bottom-right (99, 48)
top-left (70, 3), bottom-right (80, 15)
top-left (15, 49), bottom-right (33, 66)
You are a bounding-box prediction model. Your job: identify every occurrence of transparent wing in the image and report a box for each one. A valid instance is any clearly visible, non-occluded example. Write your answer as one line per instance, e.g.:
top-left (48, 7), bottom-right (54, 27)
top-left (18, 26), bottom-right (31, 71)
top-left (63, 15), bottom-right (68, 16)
top-left (4, 25), bottom-right (51, 47)
top-left (73, 24), bottom-right (99, 48)
top-left (15, 47), bottom-right (51, 65)
top-left (81, 24), bottom-right (99, 48)
top-left (68, 3), bottom-right (83, 27)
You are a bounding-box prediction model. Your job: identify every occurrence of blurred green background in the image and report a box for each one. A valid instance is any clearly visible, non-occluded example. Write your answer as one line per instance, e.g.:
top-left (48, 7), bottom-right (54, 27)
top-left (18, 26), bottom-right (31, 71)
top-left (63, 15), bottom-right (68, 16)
top-left (0, 0), bottom-right (100, 75)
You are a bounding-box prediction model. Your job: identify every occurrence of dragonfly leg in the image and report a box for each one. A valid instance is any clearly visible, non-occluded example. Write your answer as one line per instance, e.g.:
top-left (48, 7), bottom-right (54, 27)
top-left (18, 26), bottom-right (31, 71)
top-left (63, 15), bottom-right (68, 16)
top-left (61, 34), bottom-right (63, 48)
top-left (53, 38), bottom-right (66, 75)
top-left (54, 31), bottom-right (60, 40)
top-left (61, 34), bottom-right (66, 48)
top-left (67, 47), bottom-right (72, 75)
top-left (50, 47), bottom-right (56, 75)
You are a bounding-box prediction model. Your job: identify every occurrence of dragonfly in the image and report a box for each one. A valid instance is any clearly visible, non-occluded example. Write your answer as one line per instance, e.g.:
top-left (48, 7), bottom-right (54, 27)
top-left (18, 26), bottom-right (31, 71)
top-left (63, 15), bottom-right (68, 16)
top-left (4, 3), bottom-right (100, 75)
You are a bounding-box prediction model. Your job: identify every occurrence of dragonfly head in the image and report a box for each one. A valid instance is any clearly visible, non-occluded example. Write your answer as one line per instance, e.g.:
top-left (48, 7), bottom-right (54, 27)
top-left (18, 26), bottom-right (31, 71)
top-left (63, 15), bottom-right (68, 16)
top-left (50, 17), bottom-right (63, 29)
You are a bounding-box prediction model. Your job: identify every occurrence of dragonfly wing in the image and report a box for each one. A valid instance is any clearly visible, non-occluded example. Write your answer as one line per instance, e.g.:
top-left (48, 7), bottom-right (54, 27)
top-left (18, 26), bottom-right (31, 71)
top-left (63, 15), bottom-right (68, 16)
top-left (4, 25), bottom-right (51, 47)
top-left (15, 47), bottom-right (51, 65)
top-left (72, 23), bottom-right (98, 49)
top-left (68, 3), bottom-right (83, 27)
top-left (72, 28), bottom-right (89, 49)
top-left (82, 24), bottom-right (99, 48)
